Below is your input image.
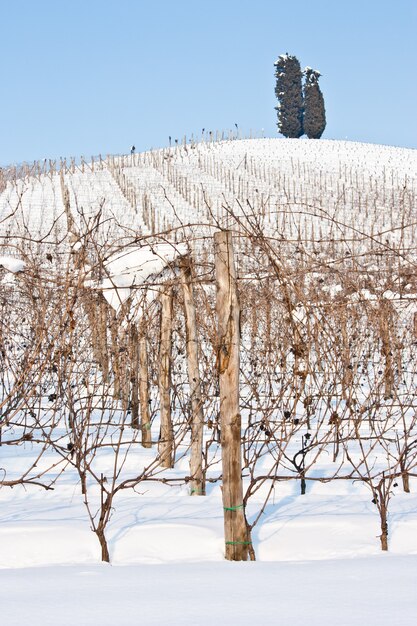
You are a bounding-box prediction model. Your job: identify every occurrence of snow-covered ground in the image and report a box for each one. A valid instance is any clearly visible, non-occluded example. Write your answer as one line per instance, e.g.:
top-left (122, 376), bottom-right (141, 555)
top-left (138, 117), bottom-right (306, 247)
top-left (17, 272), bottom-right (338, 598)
top-left (2, 557), bottom-right (417, 626)
top-left (1, 471), bottom-right (416, 569)
top-left (1, 435), bottom-right (417, 624)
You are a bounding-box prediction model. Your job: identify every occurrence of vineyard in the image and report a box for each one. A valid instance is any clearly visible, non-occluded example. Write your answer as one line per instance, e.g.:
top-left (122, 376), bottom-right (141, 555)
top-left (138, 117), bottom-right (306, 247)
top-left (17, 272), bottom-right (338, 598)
top-left (1, 136), bottom-right (417, 564)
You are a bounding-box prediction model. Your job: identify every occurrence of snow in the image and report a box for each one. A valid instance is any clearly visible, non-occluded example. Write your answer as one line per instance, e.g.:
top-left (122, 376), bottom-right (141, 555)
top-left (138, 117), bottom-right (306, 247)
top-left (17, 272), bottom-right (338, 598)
top-left (1, 558), bottom-right (417, 626)
top-left (1, 453), bottom-right (417, 623)
top-left (1, 272), bottom-right (17, 285)
top-left (3, 471), bottom-right (417, 569)
top-left (348, 289), bottom-right (378, 303)
top-left (93, 242), bottom-right (188, 310)
top-left (2, 139), bottom-right (416, 257)
top-left (72, 240), bottom-right (83, 251)
top-left (1, 439), bottom-right (417, 625)
top-left (291, 303), bottom-right (308, 324)
top-left (0, 254), bottom-right (25, 273)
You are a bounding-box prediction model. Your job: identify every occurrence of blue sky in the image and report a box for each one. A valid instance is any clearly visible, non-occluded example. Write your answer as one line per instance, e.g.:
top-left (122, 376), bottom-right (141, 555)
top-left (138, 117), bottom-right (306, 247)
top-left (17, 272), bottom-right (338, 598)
top-left (1, 0), bottom-right (416, 165)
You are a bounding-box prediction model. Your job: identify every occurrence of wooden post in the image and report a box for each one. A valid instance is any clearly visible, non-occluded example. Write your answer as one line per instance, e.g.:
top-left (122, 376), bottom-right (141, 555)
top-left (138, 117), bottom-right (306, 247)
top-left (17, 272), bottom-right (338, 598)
top-left (179, 257), bottom-right (205, 495)
top-left (214, 230), bottom-right (249, 561)
top-left (110, 310), bottom-right (122, 399)
top-left (82, 292), bottom-right (109, 383)
top-left (120, 327), bottom-right (131, 414)
top-left (158, 287), bottom-right (174, 467)
top-left (98, 296), bottom-right (110, 381)
top-left (139, 317), bottom-right (152, 447)
top-left (130, 324), bottom-right (140, 429)
top-left (379, 302), bottom-right (394, 400)
top-left (59, 172), bottom-right (75, 235)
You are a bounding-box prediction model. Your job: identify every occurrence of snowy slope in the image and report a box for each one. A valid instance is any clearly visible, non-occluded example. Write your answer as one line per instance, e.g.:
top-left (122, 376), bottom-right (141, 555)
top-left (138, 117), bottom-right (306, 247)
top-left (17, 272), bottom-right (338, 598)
top-left (1, 138), bottom-right (416, 249)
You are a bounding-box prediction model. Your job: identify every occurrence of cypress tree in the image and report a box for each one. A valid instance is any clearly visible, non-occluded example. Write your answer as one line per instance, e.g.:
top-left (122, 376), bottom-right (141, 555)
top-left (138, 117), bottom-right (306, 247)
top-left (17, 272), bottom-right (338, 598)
top-left (274, 54), bottom-right (304, 138)
top-left (303, 67), bottom-right (326, 139)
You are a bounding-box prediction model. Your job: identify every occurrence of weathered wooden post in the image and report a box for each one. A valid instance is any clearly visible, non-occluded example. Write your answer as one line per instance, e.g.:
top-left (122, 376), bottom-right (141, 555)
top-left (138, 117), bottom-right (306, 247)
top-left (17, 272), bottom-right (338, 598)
top-left (158, 287), bottom-right (174, 467)
top-left (179, 257), bottom-right (205, 495)
top-left (110, 309), bottom-right (122, 399)
top-left (83, 292), bottom-right (110, 382)
top-left (98, 296), bottom-right (110, 381)
top-left (379, 301), bottom-right (394, 400)
top-left (214, 230), bottom-right (250, 561)
top-left (130, 323), bottom-right (140, 429)
top-left (139, 316), bottom-right (152, 448)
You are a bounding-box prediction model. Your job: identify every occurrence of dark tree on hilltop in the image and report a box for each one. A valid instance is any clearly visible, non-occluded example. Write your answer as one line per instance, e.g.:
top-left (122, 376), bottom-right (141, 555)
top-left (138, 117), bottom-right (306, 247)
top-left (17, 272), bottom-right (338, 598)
top-left (274, 54), bottom-right (304, 138)
top-left (303, 67), bottom-right (326, 139)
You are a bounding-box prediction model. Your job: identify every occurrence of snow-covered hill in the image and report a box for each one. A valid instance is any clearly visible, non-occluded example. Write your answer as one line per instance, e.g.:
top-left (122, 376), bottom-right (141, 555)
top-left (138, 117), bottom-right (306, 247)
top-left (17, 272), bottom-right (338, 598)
top-left (1, 138), bottom-right (416, 250)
